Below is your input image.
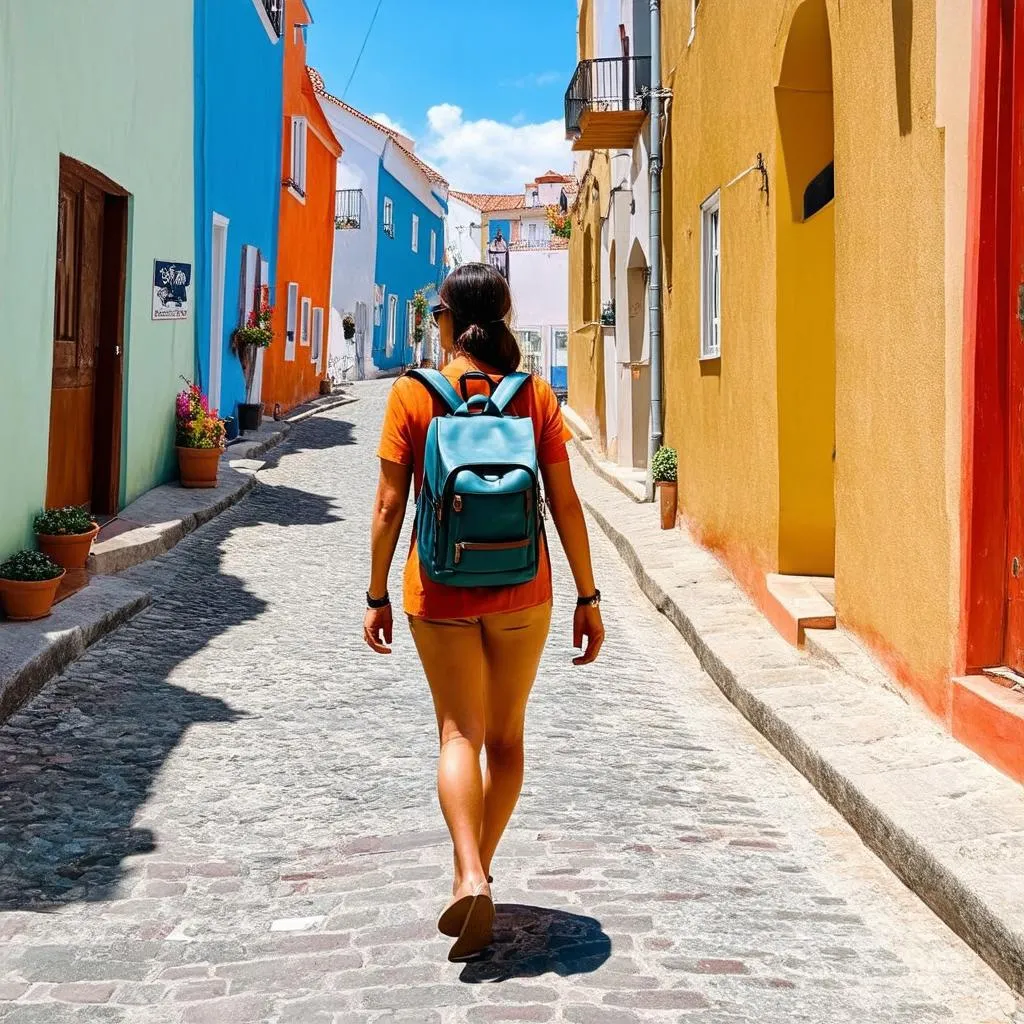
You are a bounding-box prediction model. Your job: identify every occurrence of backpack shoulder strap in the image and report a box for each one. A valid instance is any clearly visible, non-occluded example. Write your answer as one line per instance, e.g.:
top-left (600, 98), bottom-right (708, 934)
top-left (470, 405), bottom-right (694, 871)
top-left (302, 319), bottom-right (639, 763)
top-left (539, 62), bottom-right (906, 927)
top-left (406, 368), bottom-right (461, 415)
top-left (491, 372), bottom-right (531, 414)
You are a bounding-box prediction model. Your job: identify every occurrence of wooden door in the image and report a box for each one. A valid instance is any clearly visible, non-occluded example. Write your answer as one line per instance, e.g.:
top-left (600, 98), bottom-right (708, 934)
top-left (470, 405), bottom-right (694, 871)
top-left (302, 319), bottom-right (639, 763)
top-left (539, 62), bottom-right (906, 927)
top-left (47, 165), bottom-right (104, 508)
top-left (1007, 0), bottom-right (1024, 669)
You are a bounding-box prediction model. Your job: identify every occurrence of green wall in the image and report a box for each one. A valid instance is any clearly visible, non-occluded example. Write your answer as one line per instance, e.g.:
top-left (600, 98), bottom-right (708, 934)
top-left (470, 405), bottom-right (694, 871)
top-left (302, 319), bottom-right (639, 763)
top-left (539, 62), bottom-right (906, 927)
top-left (0, 1), bottom-right (195, 557)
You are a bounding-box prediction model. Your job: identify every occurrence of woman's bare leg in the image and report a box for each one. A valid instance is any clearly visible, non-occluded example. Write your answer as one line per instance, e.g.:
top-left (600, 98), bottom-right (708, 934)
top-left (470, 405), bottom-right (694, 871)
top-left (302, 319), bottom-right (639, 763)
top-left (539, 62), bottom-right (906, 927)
top-left (409, 617), bottom-right (489, 895)
top-left (479, 603), bottom-right (552, 876)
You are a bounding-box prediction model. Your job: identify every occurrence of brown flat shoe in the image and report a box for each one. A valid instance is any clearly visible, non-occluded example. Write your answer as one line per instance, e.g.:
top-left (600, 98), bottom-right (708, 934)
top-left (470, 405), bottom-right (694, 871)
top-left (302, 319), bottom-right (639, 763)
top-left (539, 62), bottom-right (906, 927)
top-left (448, 882), bottom-right (495, 961)
top-left (437, 876), bottom-right (494, 937)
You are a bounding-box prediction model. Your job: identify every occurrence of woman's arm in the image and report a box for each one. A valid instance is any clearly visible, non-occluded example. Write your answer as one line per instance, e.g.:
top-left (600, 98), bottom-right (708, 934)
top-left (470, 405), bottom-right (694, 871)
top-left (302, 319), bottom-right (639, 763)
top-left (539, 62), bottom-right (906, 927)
top-left (364, 458), bottom-right (413, 654)
top-left (541, 459), bottom-right (605, 665)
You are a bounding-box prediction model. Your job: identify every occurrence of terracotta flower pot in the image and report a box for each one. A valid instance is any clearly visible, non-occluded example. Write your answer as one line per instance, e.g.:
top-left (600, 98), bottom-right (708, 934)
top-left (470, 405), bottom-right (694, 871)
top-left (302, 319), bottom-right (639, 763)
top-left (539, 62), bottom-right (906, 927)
top-left (0, 572), bottom-right (65, 621)
top-left (36, 522), bottom-right (100, 570)
top-left (319, 379), bottom-right (333, 396)
top-left (657, 480), bottom-right (678, 530)
top-left (177, 446), bottom-right (222, 489)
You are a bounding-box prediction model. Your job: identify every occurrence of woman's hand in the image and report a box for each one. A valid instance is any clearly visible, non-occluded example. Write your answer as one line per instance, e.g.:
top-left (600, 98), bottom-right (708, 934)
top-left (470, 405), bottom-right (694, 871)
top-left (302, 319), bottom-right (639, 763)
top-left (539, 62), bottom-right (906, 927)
top-left (572, 604), bottom-right (605, 665)
top-left (364, 605), bottom-right (394, 655)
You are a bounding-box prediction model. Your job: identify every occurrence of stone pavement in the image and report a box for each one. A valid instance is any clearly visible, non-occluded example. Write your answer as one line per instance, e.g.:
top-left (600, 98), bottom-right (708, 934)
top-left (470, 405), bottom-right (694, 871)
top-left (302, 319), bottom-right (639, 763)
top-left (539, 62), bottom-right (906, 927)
top-left (0, 381), bottom-right (1018, 1023)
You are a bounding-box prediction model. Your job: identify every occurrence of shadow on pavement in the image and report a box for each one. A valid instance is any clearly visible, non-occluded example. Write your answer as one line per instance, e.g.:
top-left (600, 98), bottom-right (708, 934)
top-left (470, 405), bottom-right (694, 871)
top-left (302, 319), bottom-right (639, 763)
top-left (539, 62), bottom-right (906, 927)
top-left (259, 415), bottom-right (357, 472)
top-left (0, 474), bottom-right (341, 911)
top-left (459, 903), bottom-right (611, 982)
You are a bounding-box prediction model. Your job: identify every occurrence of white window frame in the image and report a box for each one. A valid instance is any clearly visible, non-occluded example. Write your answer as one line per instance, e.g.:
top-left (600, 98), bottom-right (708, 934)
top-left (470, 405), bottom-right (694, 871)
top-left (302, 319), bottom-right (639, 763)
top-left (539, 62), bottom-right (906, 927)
top-left (411, 214), bottom-right (420, 253)
top-left (285, 282), bottom-right (298, 362)
top-left (700, 190), bottom-right (721, 360)
top-left (552, 327), bottom-right (569, 369)
top-left (311, 306), bottom-right (323, 367)
top-left (516, 327), bottom-right (544, 377)
top-left (386, 294), bottom-right (398, 356)
top-left (383, 197), bottom-right (395, 238)
top-left (430, 230), bottom-right (437, 266)
top-left (300, 296), bottom-right (311, 347)
top-left (290, 117), bottom-right (308, 199)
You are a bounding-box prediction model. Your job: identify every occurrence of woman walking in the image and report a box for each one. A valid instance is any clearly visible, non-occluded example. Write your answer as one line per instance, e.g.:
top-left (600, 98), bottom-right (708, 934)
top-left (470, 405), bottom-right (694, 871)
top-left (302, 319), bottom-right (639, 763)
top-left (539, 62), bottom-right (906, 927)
top-left (363, 263), bottom-right (605, 961)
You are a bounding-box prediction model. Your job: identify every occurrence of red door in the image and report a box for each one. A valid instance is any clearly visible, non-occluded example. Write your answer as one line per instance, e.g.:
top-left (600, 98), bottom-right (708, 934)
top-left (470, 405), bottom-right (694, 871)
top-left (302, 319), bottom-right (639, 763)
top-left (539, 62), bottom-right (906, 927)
top-left (1006, 0), bottom-right (1024, 669)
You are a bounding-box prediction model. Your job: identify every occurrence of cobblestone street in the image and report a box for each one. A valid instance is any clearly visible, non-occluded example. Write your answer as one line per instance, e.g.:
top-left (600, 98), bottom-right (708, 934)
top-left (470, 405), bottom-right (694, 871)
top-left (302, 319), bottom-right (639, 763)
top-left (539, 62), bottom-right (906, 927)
top-left (0, 382), bottom-right (1018, 1023)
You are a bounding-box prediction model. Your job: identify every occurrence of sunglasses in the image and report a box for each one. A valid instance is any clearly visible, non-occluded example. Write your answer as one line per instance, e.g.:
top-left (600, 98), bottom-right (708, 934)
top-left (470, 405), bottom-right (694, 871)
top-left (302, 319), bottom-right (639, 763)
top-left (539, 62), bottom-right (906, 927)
top-left (431, 303), bottom-right (447, 327)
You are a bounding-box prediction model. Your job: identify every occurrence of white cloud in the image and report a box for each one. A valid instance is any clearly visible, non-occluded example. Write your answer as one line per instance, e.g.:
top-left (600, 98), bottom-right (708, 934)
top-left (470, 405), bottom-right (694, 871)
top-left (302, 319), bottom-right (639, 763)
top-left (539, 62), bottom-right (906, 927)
top-left (369, 111), bottom-right (413, 140)
top-left (419, 104), bottom-right (572, 193)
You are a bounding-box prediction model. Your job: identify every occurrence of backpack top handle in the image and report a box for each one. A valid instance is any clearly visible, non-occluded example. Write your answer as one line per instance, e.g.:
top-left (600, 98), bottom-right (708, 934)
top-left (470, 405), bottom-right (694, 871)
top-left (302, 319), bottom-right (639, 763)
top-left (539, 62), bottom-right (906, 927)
top-left (458, 371), bottom-right (497, 400)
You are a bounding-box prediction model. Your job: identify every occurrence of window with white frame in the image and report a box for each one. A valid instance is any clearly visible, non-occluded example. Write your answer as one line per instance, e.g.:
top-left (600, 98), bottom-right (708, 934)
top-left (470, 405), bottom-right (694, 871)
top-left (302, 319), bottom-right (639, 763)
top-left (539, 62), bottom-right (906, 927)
top-left (300, 297), bottom-right (311, 346)
top-left (383, 197), bottom-right (394, 238)
top-left (411, 214), bottom-right (419, 253)
top-left (285, 282), bottom-right (298, 361)
top-left (700, 191), bottom-right (721, 359)
top-left (386, 294), bottom-right (398, 355)
top-left (311, 307), bottom-right (323, 365)
top-left (516, 329), bottom-right (543, 376)
top-left (430, 230), bottom-right (437, 265)
top-left (290, 117), bottom-right (307, 196)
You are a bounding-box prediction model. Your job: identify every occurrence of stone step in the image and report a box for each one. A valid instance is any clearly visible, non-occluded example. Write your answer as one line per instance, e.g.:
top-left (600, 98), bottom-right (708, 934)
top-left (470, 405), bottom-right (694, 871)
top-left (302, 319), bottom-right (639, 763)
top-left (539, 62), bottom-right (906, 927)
top-left (764, 573), bottom-right (837, 647)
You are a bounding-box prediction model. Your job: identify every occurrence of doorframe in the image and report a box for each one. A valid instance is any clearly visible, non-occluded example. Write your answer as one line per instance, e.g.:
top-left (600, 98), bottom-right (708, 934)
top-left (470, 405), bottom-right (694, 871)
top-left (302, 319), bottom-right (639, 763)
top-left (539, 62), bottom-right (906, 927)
top-left (209, 213), bottom-right (229, 415)
top-left (959, 0), bottom-right (1017, 672)
top-left (55, 154), bottom-right (129, 516)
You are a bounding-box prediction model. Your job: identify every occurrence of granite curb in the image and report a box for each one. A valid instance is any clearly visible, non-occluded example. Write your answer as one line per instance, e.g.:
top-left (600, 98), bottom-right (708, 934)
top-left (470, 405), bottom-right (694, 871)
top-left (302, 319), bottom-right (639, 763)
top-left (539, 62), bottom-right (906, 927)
top-left (573, 449), bottom-right (1024, 996)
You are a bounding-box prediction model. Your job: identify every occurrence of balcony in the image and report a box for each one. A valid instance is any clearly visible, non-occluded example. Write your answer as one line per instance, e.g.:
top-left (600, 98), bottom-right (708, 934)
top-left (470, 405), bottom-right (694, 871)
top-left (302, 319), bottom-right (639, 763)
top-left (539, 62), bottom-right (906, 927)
top-left (335, 189), bottom-right (362, 230)
top-left (564, 56), bottom-right (651, 151)
top-left (261, 0), bottom-right (283, 36)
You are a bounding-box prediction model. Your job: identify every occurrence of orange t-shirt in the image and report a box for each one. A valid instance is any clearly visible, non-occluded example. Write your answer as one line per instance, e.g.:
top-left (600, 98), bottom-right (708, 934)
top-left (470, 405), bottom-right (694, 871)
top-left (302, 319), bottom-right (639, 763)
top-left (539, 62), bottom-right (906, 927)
top-left (377, 356), bottom-right (572, 620)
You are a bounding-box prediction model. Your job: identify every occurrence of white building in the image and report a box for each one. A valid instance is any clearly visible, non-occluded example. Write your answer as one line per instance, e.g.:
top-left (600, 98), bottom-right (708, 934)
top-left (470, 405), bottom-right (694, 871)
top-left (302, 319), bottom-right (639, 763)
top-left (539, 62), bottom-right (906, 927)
top-left (445, 193), bottom-right (483, 270)
top-left (449, 172), bottom-right (577, 395)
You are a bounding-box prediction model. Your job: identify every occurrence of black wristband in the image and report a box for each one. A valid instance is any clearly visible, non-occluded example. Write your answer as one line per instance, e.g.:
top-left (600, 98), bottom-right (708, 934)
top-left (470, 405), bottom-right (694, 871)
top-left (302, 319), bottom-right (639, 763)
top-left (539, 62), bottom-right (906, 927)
top-left (366, 591), bottom-right (391, 609)
top-left (576, 590), bottom-right (601, 607)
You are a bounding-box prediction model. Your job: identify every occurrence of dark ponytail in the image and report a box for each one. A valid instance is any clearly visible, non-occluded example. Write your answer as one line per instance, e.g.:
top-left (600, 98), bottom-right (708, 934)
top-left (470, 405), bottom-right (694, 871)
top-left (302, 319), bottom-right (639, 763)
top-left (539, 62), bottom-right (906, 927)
top-left (440, 263), bottom-right (522, 373)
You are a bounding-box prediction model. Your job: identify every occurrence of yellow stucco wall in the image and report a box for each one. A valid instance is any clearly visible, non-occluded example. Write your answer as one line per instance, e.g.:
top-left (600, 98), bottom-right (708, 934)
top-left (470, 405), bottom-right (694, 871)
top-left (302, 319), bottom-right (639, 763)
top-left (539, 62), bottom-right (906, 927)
top-left (663, 0), bottom-right (963, 700)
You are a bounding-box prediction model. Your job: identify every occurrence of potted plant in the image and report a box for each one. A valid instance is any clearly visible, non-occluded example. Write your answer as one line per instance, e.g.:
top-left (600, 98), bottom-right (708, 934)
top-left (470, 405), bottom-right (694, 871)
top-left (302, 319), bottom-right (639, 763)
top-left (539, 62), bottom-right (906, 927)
top-left (175, 379), bottom-right (226, 489)
top-left (652, 445), bottom-right (678, 530)
top-left (232, 301), bottom-right (274, 432)
top-left (601, 300), bottom-right (616, 326)
top-left (343, 313), bottom-right (356, 341)
top-left (0, 551), bottom-right (65, 621)
top-left (33, 505), bottom-right (99, 570)
top-left (319, 375), bottom-right (333, 396)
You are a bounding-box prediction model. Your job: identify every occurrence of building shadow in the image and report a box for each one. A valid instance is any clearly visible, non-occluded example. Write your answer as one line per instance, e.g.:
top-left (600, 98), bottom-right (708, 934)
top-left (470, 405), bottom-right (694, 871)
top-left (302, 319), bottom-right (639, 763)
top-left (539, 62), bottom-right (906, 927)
top-left (458, 904), bottom-right (611, 983)
top-left (0, 475), bottom-right (341, 910)
top-left (259, 415), bottom-right (357, 472)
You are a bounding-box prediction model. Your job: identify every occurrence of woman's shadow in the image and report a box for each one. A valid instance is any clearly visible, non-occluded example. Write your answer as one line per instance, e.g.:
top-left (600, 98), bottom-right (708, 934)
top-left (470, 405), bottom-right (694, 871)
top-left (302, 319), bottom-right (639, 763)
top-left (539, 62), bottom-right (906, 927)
top-left (459, 904), bottom-right (611, 983)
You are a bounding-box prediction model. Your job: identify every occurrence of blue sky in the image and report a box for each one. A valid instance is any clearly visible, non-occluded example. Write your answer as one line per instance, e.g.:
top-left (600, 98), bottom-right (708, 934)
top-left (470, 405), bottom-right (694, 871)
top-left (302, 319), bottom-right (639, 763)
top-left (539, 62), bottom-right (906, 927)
top-left (306, 0), bottom-right (578, 192)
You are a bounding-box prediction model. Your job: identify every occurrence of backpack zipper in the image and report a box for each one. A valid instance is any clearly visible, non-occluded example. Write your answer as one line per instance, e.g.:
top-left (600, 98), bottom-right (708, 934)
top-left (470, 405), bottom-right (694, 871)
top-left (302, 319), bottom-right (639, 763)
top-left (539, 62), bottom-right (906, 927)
top-left (454, 538), bottom-right (530, 564)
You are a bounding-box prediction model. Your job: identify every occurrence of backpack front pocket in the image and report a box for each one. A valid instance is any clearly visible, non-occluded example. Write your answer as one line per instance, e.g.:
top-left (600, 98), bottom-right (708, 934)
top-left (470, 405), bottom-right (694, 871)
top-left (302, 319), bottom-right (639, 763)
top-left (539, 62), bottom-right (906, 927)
top-left (453, 537), bottom-right (531, 572)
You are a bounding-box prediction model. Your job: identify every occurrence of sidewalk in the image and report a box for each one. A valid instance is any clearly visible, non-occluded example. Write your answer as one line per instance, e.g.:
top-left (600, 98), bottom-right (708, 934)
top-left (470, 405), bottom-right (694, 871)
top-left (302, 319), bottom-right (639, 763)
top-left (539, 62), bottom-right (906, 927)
top-left (0, 390), bottom-right (356, 725)
top-left (571, 443), bottom-right (1024, 996)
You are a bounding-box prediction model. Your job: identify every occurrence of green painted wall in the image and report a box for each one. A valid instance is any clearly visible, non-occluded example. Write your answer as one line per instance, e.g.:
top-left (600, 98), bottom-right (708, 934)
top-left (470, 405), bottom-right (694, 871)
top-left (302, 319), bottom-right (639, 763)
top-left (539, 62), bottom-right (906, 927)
top-left (0, 1), bottom-right (195, 557)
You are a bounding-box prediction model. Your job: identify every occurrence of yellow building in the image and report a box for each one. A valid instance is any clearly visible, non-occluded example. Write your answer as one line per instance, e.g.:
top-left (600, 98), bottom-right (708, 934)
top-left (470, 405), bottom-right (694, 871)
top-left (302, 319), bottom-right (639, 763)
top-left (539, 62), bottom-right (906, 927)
top-left (568, 0), bottom-right (1024, 780)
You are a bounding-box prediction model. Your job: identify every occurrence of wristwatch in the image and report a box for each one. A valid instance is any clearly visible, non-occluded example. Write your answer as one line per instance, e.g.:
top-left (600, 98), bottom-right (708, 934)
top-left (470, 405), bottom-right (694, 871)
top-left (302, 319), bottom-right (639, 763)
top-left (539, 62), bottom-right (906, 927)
top-left (366, 591), bottom-right (391, 609)
top-left (576, 590), bottom-right (601, 608)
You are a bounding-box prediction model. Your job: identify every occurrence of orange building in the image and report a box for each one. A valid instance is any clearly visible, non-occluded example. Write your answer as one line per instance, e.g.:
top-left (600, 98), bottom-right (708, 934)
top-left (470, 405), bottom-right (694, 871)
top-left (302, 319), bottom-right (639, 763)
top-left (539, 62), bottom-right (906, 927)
top-left (262, 0), bottom-right (341, 415)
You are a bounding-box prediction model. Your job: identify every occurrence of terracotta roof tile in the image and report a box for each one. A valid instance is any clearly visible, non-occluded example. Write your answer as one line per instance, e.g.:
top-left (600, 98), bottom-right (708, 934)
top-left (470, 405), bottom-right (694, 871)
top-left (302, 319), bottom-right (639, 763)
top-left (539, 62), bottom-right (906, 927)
top-left (449, 190), bottom-right (526, 213)
top-left (307, 67), bottom-right (448, 189)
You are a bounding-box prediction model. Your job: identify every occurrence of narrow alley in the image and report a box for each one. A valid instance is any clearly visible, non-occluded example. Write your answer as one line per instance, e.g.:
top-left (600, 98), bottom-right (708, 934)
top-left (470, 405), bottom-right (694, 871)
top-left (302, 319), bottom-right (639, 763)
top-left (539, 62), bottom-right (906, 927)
top-left (0, 388), bottom-right (1017, 1024)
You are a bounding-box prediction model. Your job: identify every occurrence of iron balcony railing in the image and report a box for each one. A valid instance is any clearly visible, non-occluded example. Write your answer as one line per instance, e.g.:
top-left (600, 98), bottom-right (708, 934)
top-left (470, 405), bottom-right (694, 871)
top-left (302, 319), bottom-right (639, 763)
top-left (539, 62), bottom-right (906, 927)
top-left (261, 0), bottom-right (283, 36)
top-left (335, 189), bottom-right (362, 229)
top-left (564, 56), bottom-right (652, 138)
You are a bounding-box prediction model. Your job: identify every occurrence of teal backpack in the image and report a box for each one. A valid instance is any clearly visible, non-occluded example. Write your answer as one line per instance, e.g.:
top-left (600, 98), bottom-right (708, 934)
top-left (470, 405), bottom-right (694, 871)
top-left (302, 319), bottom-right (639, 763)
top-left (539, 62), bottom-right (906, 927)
top-left (407, 368), bottom-right (544, 588)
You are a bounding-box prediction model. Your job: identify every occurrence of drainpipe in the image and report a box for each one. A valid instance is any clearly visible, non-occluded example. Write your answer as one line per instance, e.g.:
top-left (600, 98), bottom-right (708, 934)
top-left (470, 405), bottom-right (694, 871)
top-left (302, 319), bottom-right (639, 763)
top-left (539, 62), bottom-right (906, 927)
top-left (645, 0), bottom-right (664, 501)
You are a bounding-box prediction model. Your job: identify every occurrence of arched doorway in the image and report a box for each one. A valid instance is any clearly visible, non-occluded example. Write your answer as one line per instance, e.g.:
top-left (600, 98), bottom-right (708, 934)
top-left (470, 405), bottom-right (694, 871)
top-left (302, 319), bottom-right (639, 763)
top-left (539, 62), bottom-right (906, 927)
top-left (624, 238), bottom-right (650, 468)
top-left (774, 0), bottom-right (836, 575)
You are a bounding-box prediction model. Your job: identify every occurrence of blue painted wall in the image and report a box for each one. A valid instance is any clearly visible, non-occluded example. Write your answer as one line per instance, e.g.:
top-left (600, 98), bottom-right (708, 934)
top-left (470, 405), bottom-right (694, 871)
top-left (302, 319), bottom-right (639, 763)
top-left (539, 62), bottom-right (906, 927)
top-left (373, 164), bottom-right (445, 372)
top-left (194, 0), bottom-right (284, 421)
top-left (489, 219), bottom-right (511, 243)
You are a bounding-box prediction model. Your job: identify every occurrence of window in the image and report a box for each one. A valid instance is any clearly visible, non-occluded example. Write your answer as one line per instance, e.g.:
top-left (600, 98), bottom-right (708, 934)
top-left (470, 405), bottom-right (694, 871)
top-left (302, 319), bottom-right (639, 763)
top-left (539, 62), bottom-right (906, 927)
top-left (300, 297), bottom-right (311, 346)
top-left (383, 197), bottom-right (394, 238)
top-left (311, 307), bottom-right (323, 365)
top-left (553, 328), bottom-right (569, 368)
top-left (411, 214), bottom-right (419, 253)
top-left (700, 191), bottom-right (721, 359)
top-left (289, 117), bottom-right (307, 196)
top-left (430, 230), bottom-right (437, 266)
top-left (528, 222), bottom-right (538, 243)
top-left (517, 329), bottom-right (543, 376)
top-left (386, 294), bottom-right (398, 355)
top-left (285, 282), bottom-right (298, 361)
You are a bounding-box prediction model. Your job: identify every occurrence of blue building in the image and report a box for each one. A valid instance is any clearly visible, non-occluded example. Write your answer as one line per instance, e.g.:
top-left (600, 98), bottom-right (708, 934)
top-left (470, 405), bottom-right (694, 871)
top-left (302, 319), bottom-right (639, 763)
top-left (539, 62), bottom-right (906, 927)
top-left (193, 0), bottom-right (285, 424)
top-left (314, 81), bottom-right (448, 378)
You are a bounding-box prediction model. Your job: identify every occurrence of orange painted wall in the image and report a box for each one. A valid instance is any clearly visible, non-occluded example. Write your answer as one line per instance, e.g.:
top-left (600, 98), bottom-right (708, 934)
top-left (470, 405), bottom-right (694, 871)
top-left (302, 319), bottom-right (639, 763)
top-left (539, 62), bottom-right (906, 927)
top-left (262, 0), bottom-right (341, 415)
